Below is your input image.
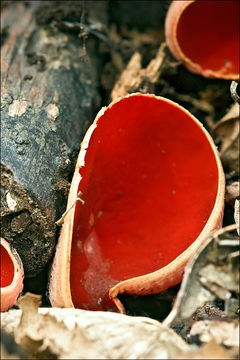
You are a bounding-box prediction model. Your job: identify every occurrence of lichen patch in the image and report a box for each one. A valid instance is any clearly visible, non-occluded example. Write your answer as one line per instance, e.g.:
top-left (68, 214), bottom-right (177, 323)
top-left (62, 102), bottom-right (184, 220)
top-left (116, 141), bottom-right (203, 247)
top-left (8, 100), bottom-right (28, 117)
top-left (46, 103), bottom-right (59, 120)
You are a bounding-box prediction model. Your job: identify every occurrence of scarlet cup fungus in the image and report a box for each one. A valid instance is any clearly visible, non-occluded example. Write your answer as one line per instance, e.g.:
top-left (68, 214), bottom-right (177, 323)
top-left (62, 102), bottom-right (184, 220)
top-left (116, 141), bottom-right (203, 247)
top-left (49, 94), bottom-right (225, 313)
top-left (165, 0), bottom-right (239, 79)
top-left (1, 238), bottom-right (24, 312)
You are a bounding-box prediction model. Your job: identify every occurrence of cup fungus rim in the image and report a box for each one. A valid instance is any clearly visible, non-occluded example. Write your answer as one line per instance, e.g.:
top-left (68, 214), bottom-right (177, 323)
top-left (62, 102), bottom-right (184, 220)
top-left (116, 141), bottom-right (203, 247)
top-left (49, 93), bottom-right (225, 313)
top-left (1, 237), bottom-right (24, 312)
top-left (165, 0), bottom-right (239, 79)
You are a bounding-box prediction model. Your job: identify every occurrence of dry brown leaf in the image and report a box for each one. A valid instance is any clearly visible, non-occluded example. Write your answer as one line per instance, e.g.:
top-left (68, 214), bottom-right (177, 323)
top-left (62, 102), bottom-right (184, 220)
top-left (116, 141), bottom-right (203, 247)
top-left (110, 42), bottom-right (167, 100)
top-left (1, 293), bottom-right (193, 359)
top-left (213, 103), bottom-right (239, 174)
top-left (226, 181), bottom-right (240, 205)
top-left (190, 320), bottom-right (239, 347)
top-left (199, 263), bottom-right (239, 295)
top-left (164, 225), bottom-right (239, 326)
top-left (175, 340), bottom-right (238, 359)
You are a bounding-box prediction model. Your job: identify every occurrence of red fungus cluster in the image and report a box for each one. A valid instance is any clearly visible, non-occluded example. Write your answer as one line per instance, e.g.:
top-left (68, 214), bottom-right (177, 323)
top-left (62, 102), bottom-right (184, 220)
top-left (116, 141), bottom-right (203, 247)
top-left (2, 0), bottom-right (230, 315)
top-left (50, 94), bottom-right (224, 312)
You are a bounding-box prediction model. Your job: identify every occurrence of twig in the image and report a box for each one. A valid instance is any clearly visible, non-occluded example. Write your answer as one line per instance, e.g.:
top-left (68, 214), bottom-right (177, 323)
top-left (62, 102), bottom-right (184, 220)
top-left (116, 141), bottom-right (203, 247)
top-left (78, 0), bottom-right (88, 61)
top-left (218, 239), bottom-right (239, 247)
top-left (56, 191), bottom-right (85, 226)
top-left (212, 224), bottom-right (238, 252)
top-left (213, 223), bottom-right (238, 238)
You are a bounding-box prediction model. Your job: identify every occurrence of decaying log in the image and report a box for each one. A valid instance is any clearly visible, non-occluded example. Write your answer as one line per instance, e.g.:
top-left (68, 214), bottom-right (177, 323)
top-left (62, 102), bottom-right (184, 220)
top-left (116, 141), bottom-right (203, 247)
top-left (1, 1), bottom-right (106, 278)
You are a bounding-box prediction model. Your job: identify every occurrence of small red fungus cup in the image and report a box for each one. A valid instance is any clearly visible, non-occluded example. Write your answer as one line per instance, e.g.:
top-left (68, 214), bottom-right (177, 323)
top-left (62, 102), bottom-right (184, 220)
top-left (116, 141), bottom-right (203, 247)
top-left (1, 238), bottom-right (24, 312)
top-left (49, 94), bottom-right (225, 313)
top-left (165, 0), bottom-right (239, 79)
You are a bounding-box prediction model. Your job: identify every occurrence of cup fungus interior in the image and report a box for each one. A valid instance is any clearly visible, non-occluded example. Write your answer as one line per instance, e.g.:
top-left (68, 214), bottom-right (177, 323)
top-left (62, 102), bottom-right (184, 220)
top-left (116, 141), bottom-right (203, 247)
top-left (176, 0), bottom-right (239, 76)
top-left (70, 95), bottom-right (219, 310)
top-left (1, 244), bottom-right (14, 288)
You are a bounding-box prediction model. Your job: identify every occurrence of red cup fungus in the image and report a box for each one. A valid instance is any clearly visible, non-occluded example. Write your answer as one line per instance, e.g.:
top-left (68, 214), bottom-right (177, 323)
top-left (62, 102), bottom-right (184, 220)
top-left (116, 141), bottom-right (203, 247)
top-left (1, 238), bottom-right (24, 312)
top-left (49, 94), bottom-right (225, 313)
top-left (165, 0), bottom-right (239, 79)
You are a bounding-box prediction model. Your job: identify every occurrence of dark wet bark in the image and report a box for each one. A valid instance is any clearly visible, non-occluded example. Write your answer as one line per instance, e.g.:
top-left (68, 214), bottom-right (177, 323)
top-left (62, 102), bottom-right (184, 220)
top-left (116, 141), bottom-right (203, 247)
top-left (1, 1), bottom-right (106, 278)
